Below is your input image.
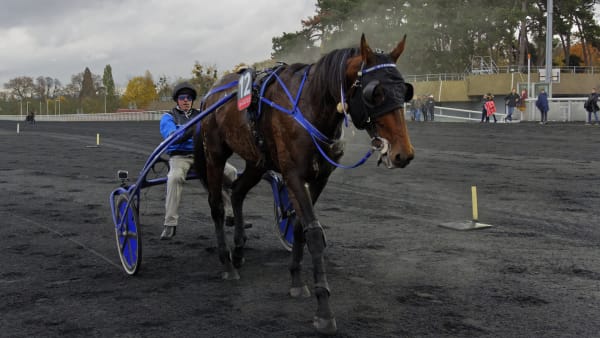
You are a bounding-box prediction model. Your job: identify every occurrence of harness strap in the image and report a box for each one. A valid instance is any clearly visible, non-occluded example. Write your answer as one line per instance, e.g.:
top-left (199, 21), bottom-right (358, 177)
top-left (202, 81), bottom-right (238, 101)
top-left (259, 66), bottom-right (332, 145)
top-left (359, 63), bottom-right (398, 76)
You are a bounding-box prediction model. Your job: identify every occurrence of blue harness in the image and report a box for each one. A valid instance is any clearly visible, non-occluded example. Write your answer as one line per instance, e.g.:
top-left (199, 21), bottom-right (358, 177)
top-left (201, 63), bottom-right (401, 169)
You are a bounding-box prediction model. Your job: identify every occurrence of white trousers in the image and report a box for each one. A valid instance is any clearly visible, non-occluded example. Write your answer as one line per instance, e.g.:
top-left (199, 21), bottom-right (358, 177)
top-left (164, 155), bottom-right (237, 226)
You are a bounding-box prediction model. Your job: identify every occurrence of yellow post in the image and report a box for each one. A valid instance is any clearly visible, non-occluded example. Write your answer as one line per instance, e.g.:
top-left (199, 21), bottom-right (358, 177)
top-left (471, 186), bottom-right (478, 221)
top-left (96, 133), bottom-right (100, 146)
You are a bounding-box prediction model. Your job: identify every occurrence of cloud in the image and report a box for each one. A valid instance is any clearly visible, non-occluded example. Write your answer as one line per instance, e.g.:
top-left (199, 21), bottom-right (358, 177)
top-left (0, 0), bottom-right (316, 88)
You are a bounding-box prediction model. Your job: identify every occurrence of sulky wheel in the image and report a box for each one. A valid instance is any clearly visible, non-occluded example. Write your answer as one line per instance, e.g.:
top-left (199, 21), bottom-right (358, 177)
top-left (114, 194), bottom-right (142, 275)
top-left (273, 185), bottom-right (295, 252)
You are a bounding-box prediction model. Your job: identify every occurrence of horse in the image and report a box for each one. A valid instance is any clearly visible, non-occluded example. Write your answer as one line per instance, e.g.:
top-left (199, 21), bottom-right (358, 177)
top-left (194, 33), bottom-right (414, 334)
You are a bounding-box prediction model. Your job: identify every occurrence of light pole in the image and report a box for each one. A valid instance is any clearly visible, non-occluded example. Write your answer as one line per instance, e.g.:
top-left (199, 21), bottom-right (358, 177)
top-left (26, 101), bottom-right (30, 115)
top-left (19, 100), bottom-right (23, 117)
top-left (545, 0), bottom-right (553, 97)
top-left (99, 87), bottom-right (107, 114)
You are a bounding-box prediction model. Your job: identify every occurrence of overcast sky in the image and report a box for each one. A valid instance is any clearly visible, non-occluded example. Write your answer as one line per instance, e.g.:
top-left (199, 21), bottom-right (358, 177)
top-left (0, 0), bottom-right (316, 88)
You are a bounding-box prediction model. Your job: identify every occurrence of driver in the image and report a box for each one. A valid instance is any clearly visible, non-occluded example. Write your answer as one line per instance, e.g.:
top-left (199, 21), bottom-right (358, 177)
top-left (159, 82), bottom-right (239, 239)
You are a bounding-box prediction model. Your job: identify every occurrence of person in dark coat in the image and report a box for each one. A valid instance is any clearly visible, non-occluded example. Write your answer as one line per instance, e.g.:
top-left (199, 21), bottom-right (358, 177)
top-left (424, 95), bottom-right (435, 121)
top-left (504, 88), bottom-right (520, 122)
top-left (535, 88), bottom-right (549, 125)
top-left (584, 87), bottom-right (599, 125)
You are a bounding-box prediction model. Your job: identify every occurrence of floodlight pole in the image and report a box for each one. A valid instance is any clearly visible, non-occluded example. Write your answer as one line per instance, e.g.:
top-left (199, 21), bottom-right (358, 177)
top-left (545, 0), bottom-right (553, 97)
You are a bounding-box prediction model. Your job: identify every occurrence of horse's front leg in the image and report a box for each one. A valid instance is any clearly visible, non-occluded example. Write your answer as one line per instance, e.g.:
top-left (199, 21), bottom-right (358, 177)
top-left (289, 176), bottom-right (329, 298)
top-left (285, 177), bottom-right (337, 335)
top-left (206, 163), bottom-right (238, 280)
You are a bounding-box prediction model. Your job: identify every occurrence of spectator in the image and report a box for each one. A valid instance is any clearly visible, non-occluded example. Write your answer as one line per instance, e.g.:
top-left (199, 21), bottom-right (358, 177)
top-left (480, 94), bottom-right (487, 123)
top-left (411, 96), bottom-right (422, 121)
top-left (504, 88), bottom-right (520, 122)
top-left (584, 87), bottom-right (599, 125)
top-left (424, 94), bottom-right (435, 121)
top-left (518, 89), bottom-right (528, 114)
top-left (484, 94), bottom-right (497, 123)
top-left (535, 88), bottom-right (549, 125)
top-left (418, 95), bottom-right (427, 121)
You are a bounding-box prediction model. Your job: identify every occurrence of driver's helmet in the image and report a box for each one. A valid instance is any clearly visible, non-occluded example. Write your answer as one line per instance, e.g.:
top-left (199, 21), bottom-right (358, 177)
top-left (172, 82), bottom-right (197, 102)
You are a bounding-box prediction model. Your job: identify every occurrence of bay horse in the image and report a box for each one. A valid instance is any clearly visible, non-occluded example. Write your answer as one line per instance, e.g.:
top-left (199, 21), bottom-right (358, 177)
top-left (195, 34), bottom-right (414, 334)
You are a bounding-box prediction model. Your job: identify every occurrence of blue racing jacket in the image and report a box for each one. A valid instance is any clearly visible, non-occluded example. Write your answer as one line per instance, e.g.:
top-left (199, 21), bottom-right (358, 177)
top-left (159, 107), bottom-right (200, 155)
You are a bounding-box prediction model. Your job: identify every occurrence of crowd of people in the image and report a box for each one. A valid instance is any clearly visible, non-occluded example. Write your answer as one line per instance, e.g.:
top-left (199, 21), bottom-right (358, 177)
top-left (408, 86), bottom-right (598, 126)
top-left (409, 94), bottom-right (436, 122)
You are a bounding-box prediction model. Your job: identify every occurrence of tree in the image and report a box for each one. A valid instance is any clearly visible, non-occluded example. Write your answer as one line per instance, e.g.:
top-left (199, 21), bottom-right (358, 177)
top-left (273, 0), bottom-right (600, 74)
top-left (80, 67), bottom-right (96, 99)
top-left (102, 65), bottom-right (118, 113)
top-left (190, 62), bottom-right (218, 96)
top-left (156, 75), bottom-right (172, 102)
top-left (3, 76), bottom-right (35, 100)
top-left (121, 70), bottom-right (158, 109)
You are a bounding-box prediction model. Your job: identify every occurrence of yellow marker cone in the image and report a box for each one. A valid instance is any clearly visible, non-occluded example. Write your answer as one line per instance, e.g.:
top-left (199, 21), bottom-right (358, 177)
top-left (440, 185), bottom-right (492, 230)
top-left (471, 186), bottom-right (478, 221)
top-left (86, 133), bottom-right (101, 148)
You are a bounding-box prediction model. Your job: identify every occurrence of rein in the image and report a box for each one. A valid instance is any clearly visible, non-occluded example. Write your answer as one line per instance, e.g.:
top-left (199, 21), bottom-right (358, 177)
top-left (201, 61), bottom-right (395, 169)
top-left (256, 65), bottom-right (376, 169)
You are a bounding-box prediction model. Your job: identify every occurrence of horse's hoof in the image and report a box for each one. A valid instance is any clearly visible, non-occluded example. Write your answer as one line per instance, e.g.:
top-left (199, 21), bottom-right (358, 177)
top-left (232, 256), bottom-right (245, 269)
top-left (290, 285), bottom-right (311, 298)
top-left (313, 316), bottom-right (337, 335)
top-left (221, 270), bottom-right (240, 280)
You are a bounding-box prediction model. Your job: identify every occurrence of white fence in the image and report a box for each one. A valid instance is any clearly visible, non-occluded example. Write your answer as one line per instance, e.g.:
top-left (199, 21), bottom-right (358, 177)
top-left (411, 97), bottom-right (590, 123)
top-left (0, 111), bottom-right (165, 122)
top-left (1, 98), bottom-right (592, 123)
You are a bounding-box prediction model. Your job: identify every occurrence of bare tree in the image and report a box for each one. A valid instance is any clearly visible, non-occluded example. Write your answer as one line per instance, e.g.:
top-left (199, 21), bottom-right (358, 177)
top-left (3, 76), bottom-right (35, 100)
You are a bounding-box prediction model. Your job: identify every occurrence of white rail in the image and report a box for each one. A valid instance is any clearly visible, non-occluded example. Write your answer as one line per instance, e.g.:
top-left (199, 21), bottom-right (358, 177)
top-left (0, 111), bottom-right (165, 122)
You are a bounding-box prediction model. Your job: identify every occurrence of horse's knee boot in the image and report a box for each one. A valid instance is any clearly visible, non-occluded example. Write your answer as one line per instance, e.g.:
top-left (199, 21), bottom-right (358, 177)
top-left (305, 221), bottom-right (326, 255)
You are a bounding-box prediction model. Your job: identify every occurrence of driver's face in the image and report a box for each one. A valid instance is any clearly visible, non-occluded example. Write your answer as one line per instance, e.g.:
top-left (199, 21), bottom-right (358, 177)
top-left (177, 94), bottom-right (193, 110)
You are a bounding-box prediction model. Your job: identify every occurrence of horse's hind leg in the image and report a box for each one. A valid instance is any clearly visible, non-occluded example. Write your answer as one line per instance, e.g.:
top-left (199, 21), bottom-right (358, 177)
top-left (229, 164), bottom-right (264, 269)
top-left (205, 159), bottom-right (238, 280)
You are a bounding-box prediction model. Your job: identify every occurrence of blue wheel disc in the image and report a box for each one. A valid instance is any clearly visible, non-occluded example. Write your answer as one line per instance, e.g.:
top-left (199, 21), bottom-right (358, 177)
top-left (114, 194), bottom-right (142, 275)
top-left (274, 185), bottom-right (295, 251)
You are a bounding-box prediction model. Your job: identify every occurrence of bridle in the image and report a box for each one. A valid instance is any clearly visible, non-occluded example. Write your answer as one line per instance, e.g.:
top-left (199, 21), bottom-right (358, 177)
top-left (338, 52), bottom-right (413, 167)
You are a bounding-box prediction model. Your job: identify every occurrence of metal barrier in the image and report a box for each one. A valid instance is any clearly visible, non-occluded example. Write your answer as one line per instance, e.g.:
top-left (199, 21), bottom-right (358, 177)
top-left (2, 98), bottom-right (592, 123)
top-left (404, 97), bottom-right (590, 123)
top-left (0, 111), bottom-right (166, 122)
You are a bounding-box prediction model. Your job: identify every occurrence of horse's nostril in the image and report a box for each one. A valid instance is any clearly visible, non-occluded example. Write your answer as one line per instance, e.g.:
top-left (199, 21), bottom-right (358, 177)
top-left (395, 153), bottom-right (405, 162)
top-left (395, 153), bottom-right (413, 165)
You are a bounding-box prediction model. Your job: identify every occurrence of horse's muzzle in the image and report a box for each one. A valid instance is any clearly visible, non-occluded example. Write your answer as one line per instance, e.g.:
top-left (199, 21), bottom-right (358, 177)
top-left (376, 148), bottom-right (413, 168)
top-left (372, 137), bottom-right (413, 169)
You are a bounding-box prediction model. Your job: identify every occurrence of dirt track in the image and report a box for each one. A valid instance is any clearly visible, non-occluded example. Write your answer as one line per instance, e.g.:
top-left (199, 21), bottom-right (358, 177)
top-left (1, 120), bottom-right (599, 337)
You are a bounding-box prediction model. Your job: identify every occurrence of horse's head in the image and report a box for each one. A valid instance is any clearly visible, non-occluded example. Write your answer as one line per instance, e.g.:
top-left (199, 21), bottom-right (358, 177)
top-left (345, 34), bottom-right (414, 168)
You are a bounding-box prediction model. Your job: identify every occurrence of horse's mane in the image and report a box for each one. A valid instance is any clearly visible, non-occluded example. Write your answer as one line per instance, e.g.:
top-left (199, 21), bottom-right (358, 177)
top-left (307, 47), bottom-right (360, 110)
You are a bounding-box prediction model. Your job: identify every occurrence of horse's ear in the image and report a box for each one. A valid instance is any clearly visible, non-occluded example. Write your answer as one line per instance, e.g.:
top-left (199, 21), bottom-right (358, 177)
top-left (360, 33), bottom-right (375, 64)
top-left (390, 34), bottom-right (407, 63)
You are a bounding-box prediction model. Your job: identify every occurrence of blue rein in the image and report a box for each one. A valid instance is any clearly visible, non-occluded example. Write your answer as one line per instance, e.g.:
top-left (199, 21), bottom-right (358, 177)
top-left (256, 66), bottom-right (374, 169)
top-left (201, 65), bottom-right (376, 169)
